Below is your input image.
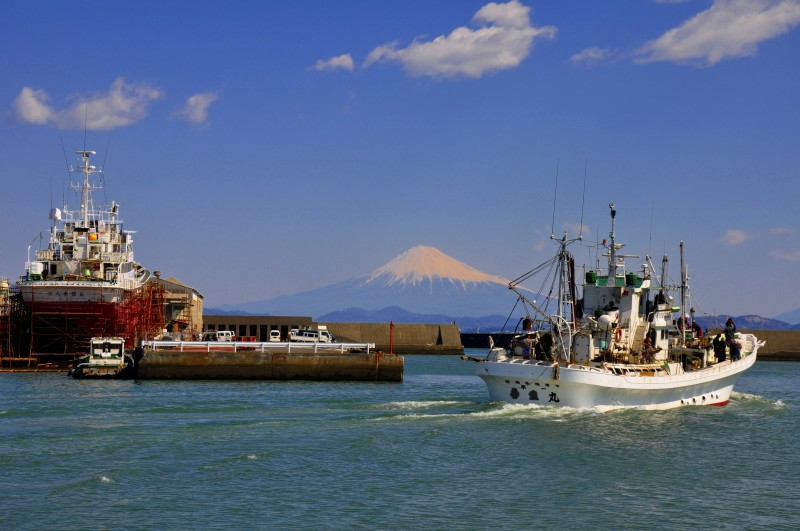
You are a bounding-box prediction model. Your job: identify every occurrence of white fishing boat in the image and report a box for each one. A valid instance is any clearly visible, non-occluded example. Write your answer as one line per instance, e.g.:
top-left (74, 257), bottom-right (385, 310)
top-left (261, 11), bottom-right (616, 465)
top-left (466, 203), bottom-right (763, 411)
top-left (69, 337), bottom-right (133, 378)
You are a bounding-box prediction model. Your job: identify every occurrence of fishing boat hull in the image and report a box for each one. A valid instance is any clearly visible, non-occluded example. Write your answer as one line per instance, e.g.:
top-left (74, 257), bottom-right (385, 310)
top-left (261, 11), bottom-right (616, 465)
top-left (69, 361), bottom-right (132, 378)
top-left (475, 351), bottom-right (757, 411)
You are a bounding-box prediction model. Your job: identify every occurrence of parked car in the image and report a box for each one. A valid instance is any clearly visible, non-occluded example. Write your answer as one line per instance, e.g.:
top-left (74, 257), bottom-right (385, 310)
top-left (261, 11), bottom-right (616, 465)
top-left (269, 330), bottom-right (281, 342)
top-left (201, 330), bottom-right (235, 342)
top-left (289, 328), bottom-right (333, 343)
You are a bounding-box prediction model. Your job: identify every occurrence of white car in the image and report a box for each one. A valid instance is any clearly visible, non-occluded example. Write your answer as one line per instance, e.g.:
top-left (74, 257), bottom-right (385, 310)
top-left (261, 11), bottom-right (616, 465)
top-left (289, 329), bottom-right (333, 343)
top-left (269, 330), bottom-right (281, 342)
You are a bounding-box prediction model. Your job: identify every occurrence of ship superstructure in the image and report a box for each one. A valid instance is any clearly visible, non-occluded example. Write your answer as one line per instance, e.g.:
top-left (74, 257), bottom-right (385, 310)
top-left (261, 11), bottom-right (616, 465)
top-left (16, 149), bottom-right (161, 359)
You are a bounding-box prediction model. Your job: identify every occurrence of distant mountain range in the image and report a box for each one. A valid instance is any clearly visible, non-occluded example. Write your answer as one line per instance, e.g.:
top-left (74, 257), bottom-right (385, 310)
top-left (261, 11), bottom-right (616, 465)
top-left (209, 245), bottom-right (800, 332)
top-left (214, 245), bottom-right (518, 319)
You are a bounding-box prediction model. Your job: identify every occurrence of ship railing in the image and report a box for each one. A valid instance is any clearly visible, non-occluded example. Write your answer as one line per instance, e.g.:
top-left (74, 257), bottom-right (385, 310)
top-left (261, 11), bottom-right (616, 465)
top-left (35, 249), bottom-right (55, 261)
top-left (142, 341), bottom-right (377, 354)
top-left (100, 252), bottom-right (125, 263)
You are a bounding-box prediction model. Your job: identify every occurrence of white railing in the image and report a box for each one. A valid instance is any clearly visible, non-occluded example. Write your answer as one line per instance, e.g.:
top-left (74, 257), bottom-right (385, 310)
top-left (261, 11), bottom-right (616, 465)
top-left (141, 341), bottom-right (376, 354)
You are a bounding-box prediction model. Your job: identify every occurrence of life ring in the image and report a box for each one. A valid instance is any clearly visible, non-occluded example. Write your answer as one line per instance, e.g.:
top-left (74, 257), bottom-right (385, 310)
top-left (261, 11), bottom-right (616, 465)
top-left (614, 327), bottom-right (622, 342)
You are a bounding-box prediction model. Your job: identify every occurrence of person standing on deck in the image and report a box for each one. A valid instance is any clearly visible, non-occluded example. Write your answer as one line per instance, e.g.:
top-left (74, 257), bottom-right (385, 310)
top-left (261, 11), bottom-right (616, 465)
top-left (713, 333), bottom-right (727, 363)
top-left (725, 318), bottom-right (741, 361)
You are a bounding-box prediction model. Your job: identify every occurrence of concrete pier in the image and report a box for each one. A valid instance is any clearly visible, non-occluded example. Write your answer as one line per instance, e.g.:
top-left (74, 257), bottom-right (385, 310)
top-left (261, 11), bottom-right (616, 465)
top-left (136, 344), bottom-right (403, 381)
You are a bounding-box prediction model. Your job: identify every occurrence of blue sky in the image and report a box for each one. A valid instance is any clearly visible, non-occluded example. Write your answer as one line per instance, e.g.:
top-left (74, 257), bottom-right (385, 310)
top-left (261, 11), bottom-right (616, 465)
top-left (2, 0), bottom-right (799, 318)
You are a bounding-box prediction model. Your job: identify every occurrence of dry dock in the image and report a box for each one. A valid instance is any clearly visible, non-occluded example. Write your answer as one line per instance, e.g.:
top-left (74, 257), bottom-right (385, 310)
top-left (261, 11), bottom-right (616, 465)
top-left (136, 341), bottom-right (403, 381)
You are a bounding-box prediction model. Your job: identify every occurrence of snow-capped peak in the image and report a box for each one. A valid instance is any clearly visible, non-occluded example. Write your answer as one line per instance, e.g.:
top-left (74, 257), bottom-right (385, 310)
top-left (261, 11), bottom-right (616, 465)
top-left (364, 245), bottom-right (509, 287)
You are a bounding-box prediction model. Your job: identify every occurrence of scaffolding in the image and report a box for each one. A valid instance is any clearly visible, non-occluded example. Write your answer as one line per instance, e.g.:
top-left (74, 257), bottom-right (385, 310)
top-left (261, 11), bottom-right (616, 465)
top-left (2, 279), bottom-right (166, 368)
top-left (121, 280), bottom-right (166, 345)
top-left (1, 287), bottom-right (35, 368)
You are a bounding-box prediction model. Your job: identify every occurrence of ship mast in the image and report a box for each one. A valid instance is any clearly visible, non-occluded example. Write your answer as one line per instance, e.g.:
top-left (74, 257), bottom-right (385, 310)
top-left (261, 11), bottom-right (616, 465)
top-left (557, 233), bottom-right (573, 361)
top-left (679, 240), bottom-right (686, 347)
top-left (76, 150), bottom-right (96, 227)
top-left (608, 203), bottom-right (617, 280)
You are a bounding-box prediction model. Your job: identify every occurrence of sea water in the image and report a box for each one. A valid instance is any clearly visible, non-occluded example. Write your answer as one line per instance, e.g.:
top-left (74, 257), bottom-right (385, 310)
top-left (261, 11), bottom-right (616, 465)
top-left (1, 351), bottom-right (798, 530)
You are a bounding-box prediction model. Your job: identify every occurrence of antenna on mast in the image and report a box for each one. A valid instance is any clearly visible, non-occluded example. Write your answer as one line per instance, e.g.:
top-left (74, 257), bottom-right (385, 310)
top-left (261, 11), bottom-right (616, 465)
top-left (101, 137), bottom-right (111, 205)
top-left (648, 200), bottom-right (655, 258)
top-left (550, 160), bottom-right (559, 238)
top-left (82, 103), bottom-right (89, 152)
top-left (578, 157), bottom-right (587, 240)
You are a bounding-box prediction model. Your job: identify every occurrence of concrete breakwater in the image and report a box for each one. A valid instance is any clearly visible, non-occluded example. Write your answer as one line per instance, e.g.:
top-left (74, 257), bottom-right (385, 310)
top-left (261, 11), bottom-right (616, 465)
top-left (136, 346), bottom-right (403, 381)
top-left (201, 316), bottom-right (464, 355)
top-left (320, 322), bottom-right (463, 355)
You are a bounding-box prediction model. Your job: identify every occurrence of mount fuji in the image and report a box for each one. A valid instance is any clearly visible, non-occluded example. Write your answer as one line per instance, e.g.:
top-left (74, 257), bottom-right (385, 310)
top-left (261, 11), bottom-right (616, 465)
top-left (214, 245), bottom-right (518, 325)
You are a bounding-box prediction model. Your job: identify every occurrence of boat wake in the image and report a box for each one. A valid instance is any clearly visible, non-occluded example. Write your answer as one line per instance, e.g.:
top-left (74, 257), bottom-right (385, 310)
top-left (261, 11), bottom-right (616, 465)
top-left (376, 400), bottom-right (471, 411)
top-left (730, 391), bottom-right (786, 410)
top-left (373, 399), bottom-right (602, 422)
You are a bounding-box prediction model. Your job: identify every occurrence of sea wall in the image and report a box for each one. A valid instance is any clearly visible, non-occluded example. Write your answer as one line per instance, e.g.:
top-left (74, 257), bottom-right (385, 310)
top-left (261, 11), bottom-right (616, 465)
top-left (201, 315), bottom-right (464, 354)
top-left (137, 348), bottom-right (403, 381)
top-left (740, 330), bottom-right (800, 361)
top-left (320, 322), bottom-right (463, 355)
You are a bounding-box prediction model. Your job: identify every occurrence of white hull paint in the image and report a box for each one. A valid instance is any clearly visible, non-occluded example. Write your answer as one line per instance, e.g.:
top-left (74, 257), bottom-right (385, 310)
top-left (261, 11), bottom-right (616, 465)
top-left (476, 350), bottom-right (757, 411)
top-left (18, 281), bottom-right (130, 304)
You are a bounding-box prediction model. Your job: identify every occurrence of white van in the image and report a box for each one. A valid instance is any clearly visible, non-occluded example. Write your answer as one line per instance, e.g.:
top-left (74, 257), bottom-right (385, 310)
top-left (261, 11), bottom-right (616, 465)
top-left (269, 330), bottom-right (281, 342)
top-left (289, 328), bottom-right (333, 343)
top-left (202, 330), bottom-right (235, 342)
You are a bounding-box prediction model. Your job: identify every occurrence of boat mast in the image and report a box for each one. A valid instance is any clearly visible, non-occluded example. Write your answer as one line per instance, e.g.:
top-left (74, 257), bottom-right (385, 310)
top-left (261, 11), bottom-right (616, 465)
top-left (76, 150), bottom-right (96, 228)
top-left (557, 232), bottom-right (573, 362)
top-left (679, 240), bottom-right (686, 347)
top-left (608, 203), bottom-right (617, 280)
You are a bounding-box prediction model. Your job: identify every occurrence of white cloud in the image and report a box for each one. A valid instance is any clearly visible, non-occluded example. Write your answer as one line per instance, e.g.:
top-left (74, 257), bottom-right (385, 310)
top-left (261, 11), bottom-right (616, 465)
top-left (13, 77), bottom-right (161, 130)
top-left (636, 0), bottom-right (800, 66)
top-left (722, 228), bottom-right (751, 246)
top-left (570, 47), bottom-right (615, 67)
top-left (363, 0), bottom-right (556, 79)
top-left (13, 87), bottom-right (55, 124)
top-left (770, 227), bottom-right (795, 235)
top-left (174, 92), bottom-right (220, 125)
top-left (313, 54), bottom-right (355, 72)
top-left (562, 223), bottom-right (591, 238)
top-left (771, 249), bottom-right (800, 261)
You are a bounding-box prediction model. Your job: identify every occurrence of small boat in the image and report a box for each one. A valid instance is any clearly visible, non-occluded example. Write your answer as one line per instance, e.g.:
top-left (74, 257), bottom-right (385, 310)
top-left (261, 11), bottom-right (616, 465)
top-left (69, 337), bottom-right (133, 378)
top-left (466, 203), bottom-right (764, 411)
